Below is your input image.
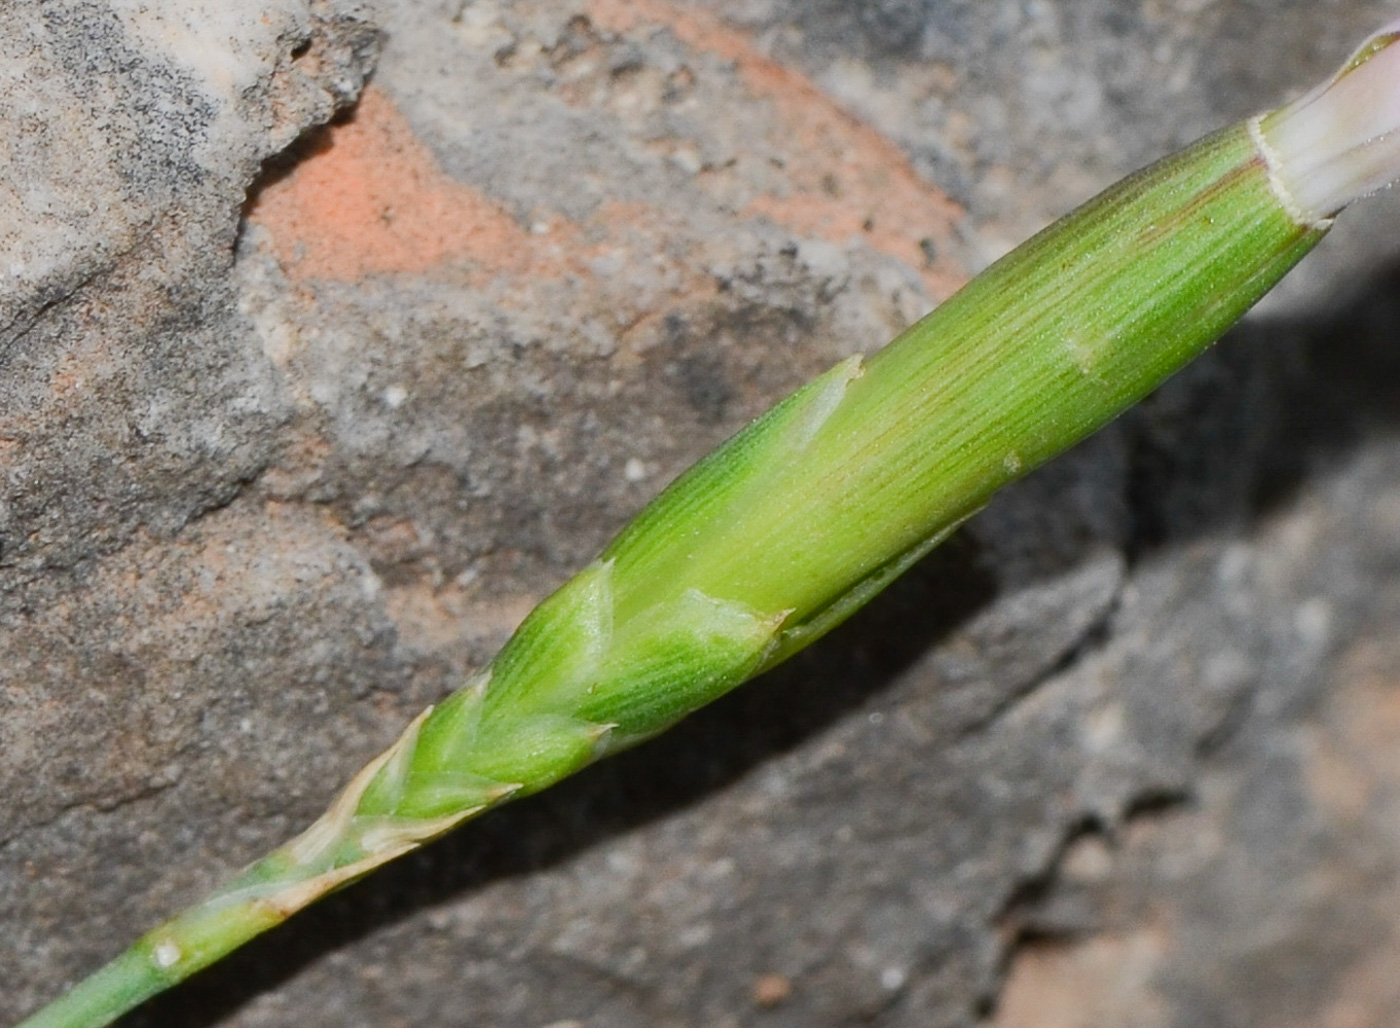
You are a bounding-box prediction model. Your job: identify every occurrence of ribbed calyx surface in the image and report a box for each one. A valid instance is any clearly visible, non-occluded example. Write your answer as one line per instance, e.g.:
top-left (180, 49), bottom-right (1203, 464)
top-left (29, 21), bottom-right (1400, 1027)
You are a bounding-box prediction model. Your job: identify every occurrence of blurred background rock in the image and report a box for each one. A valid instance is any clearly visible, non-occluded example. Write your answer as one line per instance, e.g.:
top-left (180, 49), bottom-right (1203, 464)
top-left (3, 2), bottom-right (1400, 1026)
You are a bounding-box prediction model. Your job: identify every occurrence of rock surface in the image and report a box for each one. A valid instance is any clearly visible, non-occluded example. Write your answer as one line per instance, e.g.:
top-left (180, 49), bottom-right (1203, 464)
top-left (3, 2), bottom-right (1400, 1026)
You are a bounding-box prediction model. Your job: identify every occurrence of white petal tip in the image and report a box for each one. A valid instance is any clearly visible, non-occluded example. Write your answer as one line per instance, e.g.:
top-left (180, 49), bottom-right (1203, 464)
top-left (1259, 22), bottom-right (1400, 221)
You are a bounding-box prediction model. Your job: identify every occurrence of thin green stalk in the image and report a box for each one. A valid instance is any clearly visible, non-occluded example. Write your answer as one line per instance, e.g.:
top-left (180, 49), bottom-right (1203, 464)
top-left (18, 21), bottom-right (1400, 1028)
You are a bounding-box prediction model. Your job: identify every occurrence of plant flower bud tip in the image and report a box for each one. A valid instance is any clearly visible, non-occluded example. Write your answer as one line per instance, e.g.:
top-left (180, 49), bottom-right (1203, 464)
top-left (1259, 19), bottom-right (1400, 224)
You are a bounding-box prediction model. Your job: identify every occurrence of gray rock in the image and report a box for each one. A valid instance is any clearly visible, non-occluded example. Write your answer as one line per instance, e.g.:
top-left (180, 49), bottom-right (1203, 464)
top-left (4, 2), bottom-right (1400, 1026)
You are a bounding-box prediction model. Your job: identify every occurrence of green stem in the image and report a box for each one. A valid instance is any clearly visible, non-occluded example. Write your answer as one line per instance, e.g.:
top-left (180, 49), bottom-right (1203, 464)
top-left (18, 952), bottom-right (168, 1028)
top-left (21, 25), bottom-right (1400, 1025)
top-left (17, 890), bottom-right (283, 1028)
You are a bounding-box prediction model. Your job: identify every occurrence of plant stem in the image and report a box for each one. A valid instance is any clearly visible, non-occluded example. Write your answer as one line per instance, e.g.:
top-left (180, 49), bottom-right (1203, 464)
top-left (19, 22), bottom-right (1400, 1028)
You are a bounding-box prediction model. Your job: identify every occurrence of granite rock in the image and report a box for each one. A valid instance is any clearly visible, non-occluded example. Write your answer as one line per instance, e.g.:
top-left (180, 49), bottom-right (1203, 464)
top-left (4, 2), bottom-right (1400, 1027)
